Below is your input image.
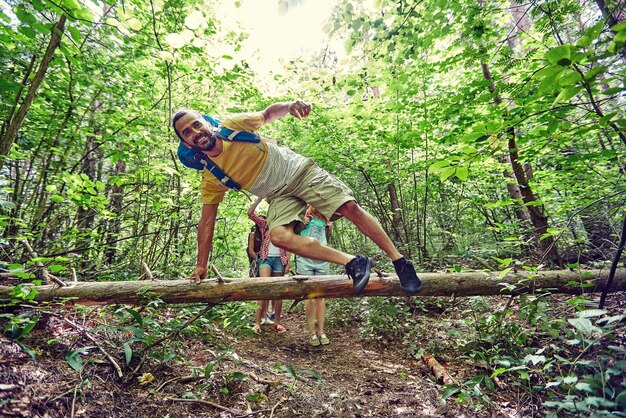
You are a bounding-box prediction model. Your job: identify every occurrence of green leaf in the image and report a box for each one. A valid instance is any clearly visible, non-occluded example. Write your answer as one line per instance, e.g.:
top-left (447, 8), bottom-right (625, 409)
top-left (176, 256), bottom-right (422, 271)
top-left (277, 364), bottom-right (298, 379)
top-left (491, 367), bottom-right (507, 378)
top-left (455, 166), bottom-right (468, 181)
top-left (123, 342), bottom-right (132, 364)
top-left (67, 26), bottom-right (81, 43)
top-left (568, 317), bottom-right (594, 335)
top-left (558, 70), bottom-right (581, 86)
top-left (576, 35), bottom-right (591, 47)
top-left (563, 375), bottom-right (578, 384)
top-left (546, 45), bottom-right (573, 66)
top-left (611, 22), bottom-right (626, 32)
top-left (577, 309), bottom-right (606, 318)
top-left (15, 341), bottom-right (37, 360)
top-left (125, 308), bottom-right (143, 326)
top-left (601, 87), bottom-right (623, 95)
top-left (49, 264), bottom-right (66, 273)
top-left (552, 86), bottom-right (582, 106)
top-left (440, 384), bottom-right (460, 399)
top-left (614, 31), bottom-right (626, 43)
top-left (204, 361), bottom-right (216, 379)
top-left (498, 267), bottom-right (512, 280)
top-left (18, 26), bottom-right (37, 39)
top-left (66, 349), bottom-right (84, 372)
top-left (584, 65), bottom-right (607, 81)
top-left (439, 166), bottom-right (456, 181)
top-left (300, 369), bottom-right (322, 381)
top-left (575, 382), bottom-right (593, 392)
top-left (429, 160), bottom-right (450, 173)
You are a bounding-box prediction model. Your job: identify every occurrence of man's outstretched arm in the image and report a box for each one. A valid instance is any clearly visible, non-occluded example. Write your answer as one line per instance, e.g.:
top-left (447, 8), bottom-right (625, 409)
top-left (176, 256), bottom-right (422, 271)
top-left (262, 100), bottom-right (311, 125)
top-left (191, 203), bottom-right (219, 284)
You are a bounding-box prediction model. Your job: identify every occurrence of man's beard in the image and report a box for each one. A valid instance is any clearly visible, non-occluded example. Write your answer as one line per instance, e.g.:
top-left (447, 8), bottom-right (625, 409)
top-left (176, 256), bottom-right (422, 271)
top-left (192, 131), bottom-right (216, 151)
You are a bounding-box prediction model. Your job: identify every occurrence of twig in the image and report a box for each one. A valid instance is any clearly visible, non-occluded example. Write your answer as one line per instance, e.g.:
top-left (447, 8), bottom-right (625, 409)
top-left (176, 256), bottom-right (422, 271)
top-left (210, 264), bottom-right (224, 283)
top-left (140, 262), bottom-right (154, 281)
top-left (235, 407), bottom-right (274, 417)
top-left (23, 239), bottom-right (66, 287)
top-left (165, 397), bottom-right (236, 414)
top-left (61, 316), bottom-right (123, 378)
top-left (422, 353), bottom-right (454, 385)
top-left (70, 384), bottom-right (77, 418)
top-left (269, 399), bottom-right (284, 418)
top-left (155, 374), bottom-right (203, 392)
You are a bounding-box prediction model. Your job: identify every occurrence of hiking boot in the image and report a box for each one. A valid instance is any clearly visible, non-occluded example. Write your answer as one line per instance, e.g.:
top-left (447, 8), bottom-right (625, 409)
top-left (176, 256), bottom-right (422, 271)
top-left (345, 255), bottom-right (372, 294)
top-left (393, 257), bottom-right (422, 294)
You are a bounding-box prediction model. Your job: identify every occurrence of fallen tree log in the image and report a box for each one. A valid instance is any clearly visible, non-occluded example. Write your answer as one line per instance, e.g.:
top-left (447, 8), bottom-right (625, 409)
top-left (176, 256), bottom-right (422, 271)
top-left (1, 269), bottom-right (624, 306)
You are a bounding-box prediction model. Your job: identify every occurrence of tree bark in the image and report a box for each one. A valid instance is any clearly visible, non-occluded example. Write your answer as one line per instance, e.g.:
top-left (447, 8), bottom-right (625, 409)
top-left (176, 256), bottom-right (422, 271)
top-left (1, 269), bottom-right (623, 306)
top-left (0, 14), bottom-right (67, 168)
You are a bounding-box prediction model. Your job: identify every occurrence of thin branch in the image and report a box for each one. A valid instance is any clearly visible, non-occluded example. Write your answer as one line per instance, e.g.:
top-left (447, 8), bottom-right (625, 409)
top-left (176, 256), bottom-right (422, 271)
top-left (61, 316), bottom-right (124, 378)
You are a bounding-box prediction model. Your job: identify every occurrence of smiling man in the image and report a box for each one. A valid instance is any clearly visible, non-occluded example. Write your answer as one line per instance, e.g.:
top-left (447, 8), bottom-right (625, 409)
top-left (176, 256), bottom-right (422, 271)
top-left (172, 100), bottom-right (422, 295)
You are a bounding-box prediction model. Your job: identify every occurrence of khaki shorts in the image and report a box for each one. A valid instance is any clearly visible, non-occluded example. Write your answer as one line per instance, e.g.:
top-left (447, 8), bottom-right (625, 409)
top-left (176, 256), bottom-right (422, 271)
top-left (266, 159), bottom-right (355, 233)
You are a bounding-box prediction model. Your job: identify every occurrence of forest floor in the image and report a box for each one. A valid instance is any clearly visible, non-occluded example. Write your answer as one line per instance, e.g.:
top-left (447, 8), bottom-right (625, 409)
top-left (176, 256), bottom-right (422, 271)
top-left (0, 288), bottom-right (623, 417)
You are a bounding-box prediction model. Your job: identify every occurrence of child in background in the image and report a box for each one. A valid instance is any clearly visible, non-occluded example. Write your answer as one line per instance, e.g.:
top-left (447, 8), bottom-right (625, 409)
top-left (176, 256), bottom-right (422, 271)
top-left (248, 198), bottom-right (290, 334)
top-left (296, 205), bottom-right (332, 346)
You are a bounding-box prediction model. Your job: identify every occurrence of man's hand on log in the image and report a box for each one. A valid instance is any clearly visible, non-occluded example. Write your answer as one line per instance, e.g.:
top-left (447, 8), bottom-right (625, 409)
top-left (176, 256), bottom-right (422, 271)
top-left (189, 266), bottom-right (206, 285)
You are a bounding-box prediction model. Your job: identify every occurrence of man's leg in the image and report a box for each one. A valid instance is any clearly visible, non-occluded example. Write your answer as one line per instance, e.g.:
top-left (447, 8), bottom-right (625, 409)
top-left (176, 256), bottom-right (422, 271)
top-left (337, 201), bottom-right (422, 294)
top-left (336, 201), bottom-right (402, 260)
top-left (270, 222), bottom-right (353, 265)
top-left (272, 222), bottom-right (371, 294)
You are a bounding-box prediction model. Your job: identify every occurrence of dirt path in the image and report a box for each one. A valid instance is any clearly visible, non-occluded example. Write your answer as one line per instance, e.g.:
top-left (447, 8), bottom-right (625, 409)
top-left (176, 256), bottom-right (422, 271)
top-left (189, 310), bottom-right (451, 417)
top-left (0, 308), bottom-right (462, 417)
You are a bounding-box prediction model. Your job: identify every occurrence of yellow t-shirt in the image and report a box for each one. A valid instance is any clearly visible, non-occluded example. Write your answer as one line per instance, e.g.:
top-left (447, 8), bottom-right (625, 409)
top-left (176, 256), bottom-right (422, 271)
top-left (200, 112), bottom-right (269, 204)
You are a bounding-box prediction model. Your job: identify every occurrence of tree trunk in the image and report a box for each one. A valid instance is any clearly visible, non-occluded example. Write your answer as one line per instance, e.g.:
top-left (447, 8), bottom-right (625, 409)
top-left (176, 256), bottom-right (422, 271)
top-left (104, 157), bottom-right (126, 264)
top-left (581, 211), bottom-right (619, 261)
top-left (0, 15), bottom-right (67, 168)
top-left (1, 269), bottom-right (623, 306)
top-left (595, 0), bottom-right (626, 59)
top-left (387, 175), bottom-right (407, 248)
top-left (480, 60), bottom-right (561, 265)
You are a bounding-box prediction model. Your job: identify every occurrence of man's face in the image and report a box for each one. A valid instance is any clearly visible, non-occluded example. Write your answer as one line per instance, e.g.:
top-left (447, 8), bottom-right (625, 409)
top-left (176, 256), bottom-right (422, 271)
top-left (175, 113), bottom-right (218, 151)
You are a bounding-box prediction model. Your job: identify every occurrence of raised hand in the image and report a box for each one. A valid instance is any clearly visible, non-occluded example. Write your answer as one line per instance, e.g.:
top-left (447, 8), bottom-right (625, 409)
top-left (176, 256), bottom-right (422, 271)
top-left (288, 100), bottom-right (311, 119)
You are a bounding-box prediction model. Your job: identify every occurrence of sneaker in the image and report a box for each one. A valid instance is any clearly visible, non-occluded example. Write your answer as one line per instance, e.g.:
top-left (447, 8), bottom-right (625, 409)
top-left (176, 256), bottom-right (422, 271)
top-left (393, 257), bottom-right (422, 294)
top-left (345, 255), bottom-right (372, 294)
top-left (273, 324), bottom-right (287, 333)
top-left (252, 324), bottom-right (261, 334)
top-left (267, 312), bottom-right (275, 321)
top-left (319, 333), bottom-right (330, 345)
top-left (309, 334), bottom-right (321, 346)
top-left (261, 318), bottom-right (274, 325)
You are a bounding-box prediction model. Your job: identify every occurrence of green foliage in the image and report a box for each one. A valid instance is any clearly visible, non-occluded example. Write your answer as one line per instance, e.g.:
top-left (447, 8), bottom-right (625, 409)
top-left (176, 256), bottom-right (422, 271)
top-left (444, 293), bottom-right (626, 416)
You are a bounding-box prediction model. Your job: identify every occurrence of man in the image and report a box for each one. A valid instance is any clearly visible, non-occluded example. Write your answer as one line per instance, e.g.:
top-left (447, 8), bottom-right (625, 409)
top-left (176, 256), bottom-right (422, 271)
top-left (172, 100), bottom-right (422, 294)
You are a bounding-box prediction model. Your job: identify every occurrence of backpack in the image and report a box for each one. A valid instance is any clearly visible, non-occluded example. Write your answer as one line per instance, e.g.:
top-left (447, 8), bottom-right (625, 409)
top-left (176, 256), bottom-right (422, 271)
top-left (247, 224), bottom-right (263, 277)
top-left (251, 224), bottom-right (263, 255)
top-left (177, 114), bottom-right (262, 191)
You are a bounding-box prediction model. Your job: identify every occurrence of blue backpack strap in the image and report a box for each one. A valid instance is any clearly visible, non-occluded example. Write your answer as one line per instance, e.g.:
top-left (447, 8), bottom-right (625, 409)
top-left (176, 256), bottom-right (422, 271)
top-left (201, 114), bottom-right (260, 143)
top-left (177, 142), bottom-right (242, 190)
top-left (177, 114), bottom-right (262, 191)
top-left (200, 157), bottom-right (242, 191)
